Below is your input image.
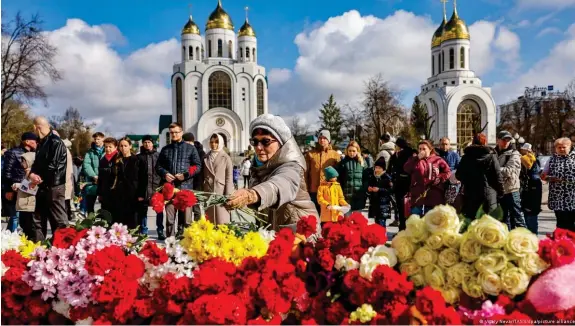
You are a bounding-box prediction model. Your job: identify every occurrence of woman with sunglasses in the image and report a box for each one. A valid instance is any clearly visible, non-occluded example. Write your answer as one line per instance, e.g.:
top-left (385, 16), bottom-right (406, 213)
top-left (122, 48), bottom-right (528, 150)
top-left (203, 133), bottom-right (233, 225)
top-left (225, 114), bottom-right (319, 231)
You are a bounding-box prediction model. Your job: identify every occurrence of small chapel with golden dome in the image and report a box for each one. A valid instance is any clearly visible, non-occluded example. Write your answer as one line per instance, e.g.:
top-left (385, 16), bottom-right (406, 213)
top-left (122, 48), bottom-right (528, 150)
top-left (166, 0), bottom-right (268, 153)
top-left (418, 0), bottom-right (496, 148)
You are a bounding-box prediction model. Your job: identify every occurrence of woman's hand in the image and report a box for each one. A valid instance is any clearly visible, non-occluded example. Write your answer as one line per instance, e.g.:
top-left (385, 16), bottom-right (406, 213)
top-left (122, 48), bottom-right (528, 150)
top-left (226, 189), bottom-right (259, 209)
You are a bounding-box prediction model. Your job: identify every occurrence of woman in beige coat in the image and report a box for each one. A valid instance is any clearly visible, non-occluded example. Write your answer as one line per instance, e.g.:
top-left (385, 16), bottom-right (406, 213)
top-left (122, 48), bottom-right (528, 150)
top-left (12, 152), bottom-right (37, 240)
top-left (203, 134), bottom-right (233, 224)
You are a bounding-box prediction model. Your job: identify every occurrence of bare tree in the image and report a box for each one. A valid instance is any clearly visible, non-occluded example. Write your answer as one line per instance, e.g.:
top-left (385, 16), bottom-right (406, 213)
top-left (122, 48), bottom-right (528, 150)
top-left (343, 103), bottom-right (367, 148)
top-left (51, 107), bottom-right (95, 156)
top-left (289, 116), bottom-right (310, 147)
top-left (0, 99), bottom-right (34, 148)
top-left (1, 12), bottom-right (61, 130)
top-left (361, 74), bottom-right (406, 154)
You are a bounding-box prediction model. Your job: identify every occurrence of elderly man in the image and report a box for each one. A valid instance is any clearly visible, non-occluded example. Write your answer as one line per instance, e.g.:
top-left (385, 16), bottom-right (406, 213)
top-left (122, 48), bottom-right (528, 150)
top-left (304, 130), bottom-right (341, 213)
top-left (29, 117), bottom-right (68, 241)
top-left (496, 131), bottom-right (526, 230)
top-left (1, 132), bottom-right (38, 231)
top-left (436, 137), bottom-right (460, 171)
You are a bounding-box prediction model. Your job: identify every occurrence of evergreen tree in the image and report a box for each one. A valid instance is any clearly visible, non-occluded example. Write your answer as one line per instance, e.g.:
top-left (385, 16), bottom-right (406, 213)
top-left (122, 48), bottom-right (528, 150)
top-left (318, 94), bottom-right (344, 146)
top-left (410, 96), bottom-right (435, 141)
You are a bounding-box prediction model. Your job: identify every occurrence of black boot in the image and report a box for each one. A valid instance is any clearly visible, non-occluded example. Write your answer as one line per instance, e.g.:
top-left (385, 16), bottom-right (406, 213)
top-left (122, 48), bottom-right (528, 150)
top-left (157, 230), bottom-right (166, 241)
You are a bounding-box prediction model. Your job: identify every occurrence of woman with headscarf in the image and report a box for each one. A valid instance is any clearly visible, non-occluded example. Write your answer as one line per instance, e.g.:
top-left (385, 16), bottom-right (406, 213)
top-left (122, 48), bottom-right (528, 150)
top-left (225, 114), bottom-right (318, 231)
top-left (542, 137), bottom-right (575, 231)
top-left (203, 133), bottom-right (233, 224)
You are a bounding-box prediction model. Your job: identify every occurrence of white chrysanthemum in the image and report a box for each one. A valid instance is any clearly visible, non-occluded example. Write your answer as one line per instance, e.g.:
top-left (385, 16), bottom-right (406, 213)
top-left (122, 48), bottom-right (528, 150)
top-left (52, 300), bottom-right (71, 319)
top-left (1, 261), bottom-right (8, 277)
top-left (335, 254), bottom-right (359, 271)
top-left (1, 229), bottom-right (22, 253)
top-left (258, 228), bottom-right (276, 244)
top-left (359, 255), bottom-right (390, 281)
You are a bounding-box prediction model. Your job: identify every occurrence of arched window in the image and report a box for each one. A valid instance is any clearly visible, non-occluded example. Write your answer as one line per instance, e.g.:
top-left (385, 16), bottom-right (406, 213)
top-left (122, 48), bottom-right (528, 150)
top-left (449, 48), bottom-right (455, 69)
top-left (432, 55), bottom-right (435, 75)
top-left (257, 79), bottom-right (264, 116)
top-left (175, 78), bottom-right (183, 125)
top-left (456, 100), bottom-right (481, 148)
top-left (252, 48), bottom-right (256, 62)
top-left (240, 47), bottom-right (243, 58)
top-left (196, 47), bottom-right (200, 61)
top-left (217, 39), bottom-right (223, 57)
top-left (442, 50), bottom-right (445, 71)
top-left (208, 40), bottom-right (212, 57)
top-left (189, 46), bottom-right (193, 60)
top-left (228, 41), bottom-right (233, 59)
top-left (208, 71), bottom-right (232, 110)
top-left (460, 46), bottom-right (465, 69)
top-left (246, 47), bottom-right (250, 61)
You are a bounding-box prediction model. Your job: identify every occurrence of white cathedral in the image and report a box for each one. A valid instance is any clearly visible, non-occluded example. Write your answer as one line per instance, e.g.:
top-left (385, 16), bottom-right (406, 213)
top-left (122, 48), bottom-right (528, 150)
top-left (165, 0), bottom-right (268, 153)
top-left (418, 1), bottom-right (497, 147)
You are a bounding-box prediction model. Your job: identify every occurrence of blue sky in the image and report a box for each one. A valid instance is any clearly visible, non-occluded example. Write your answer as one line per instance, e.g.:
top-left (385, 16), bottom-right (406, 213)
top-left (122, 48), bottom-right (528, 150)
top-left (3, 0), bottom-right (575, 133)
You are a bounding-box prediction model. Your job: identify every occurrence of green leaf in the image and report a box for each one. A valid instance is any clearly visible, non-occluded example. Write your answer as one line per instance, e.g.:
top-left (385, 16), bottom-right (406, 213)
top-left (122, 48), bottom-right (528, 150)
top-left (80, 218), bottom-right (94, 229)
top-left (475, 204), bottom-right (486, 219)
top-left (488, 205), bottom-right (504, 222)
top-left (330, 293), bottom-right (341, 303)
top-left (458, 214), bottom-right (472, 233)
top-left (93, 220), bottom-right (108, 227)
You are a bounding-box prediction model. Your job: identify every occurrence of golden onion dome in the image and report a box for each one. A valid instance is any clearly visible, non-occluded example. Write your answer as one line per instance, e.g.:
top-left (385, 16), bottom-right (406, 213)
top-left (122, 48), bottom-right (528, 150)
top-left (238, 19), bottom-right (256, 37)
top-left (441, 7), bottom-right (470, 42)
top-left (182, 15), bottom-right (200, 35)
top-left (431, 17), bottom-right (446, 48)
top-left (206, 0), bottom-right (234, 31)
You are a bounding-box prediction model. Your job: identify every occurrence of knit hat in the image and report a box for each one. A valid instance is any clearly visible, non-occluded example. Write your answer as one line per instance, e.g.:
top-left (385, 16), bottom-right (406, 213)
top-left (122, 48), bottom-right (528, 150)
top-left (318, 130), bottom-right (331, 143)
top-left (250, 114), bottom-right (292, 145)
top-left (21, 132), bottom-right (38, 142)
top-left (182, 133), bottom-right (194, 142)
top-left (142, 135), bottom-right (154, 143)
top-left (521, 143), bottom-right (533, 152)
top-left (374, 157), bottom-right (387, 169)
top-left (324, 166), bottom-right (339, 181)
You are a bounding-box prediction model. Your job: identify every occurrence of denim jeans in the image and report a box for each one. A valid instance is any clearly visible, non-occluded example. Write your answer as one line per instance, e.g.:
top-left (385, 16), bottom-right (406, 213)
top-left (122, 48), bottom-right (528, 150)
top-left (411, 206), bottom-right (433, 216)
top-left (524, 214), bottom-right (538, 235)
top-left (7, 213), bottom-right (19, 232)
top-left (139, 209), bottom-right (164, 234)
top-left (501, 192), bottom-right (526, 230)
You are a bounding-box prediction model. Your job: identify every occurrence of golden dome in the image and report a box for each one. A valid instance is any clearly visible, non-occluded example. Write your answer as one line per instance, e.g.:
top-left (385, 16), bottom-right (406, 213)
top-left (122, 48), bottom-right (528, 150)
top-left (206, 0), bottom-right (234, 31)
top-left (238, 19), bottom-right (256, 37)
top-left (182, 15), bottom-right (200, 35)
top-left (431, 17), bottom-right (446, 48)
top-left (441, 8), bottom-right (470, 42)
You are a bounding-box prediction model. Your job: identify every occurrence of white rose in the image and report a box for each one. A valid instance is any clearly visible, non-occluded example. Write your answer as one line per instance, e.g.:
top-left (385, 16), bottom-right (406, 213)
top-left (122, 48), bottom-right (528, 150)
top-left (406, 215), bottom-right (429, 243)
top-left (392, 231), bottom-right (420, 262)
top-left (518, 252), bottom-right (549, 276)
top-left (369, 245), bottom-right (398, 267)
top-left (438, 248), bottom-right (460, 269)
top-left (414, 246), bottom-right (438, 267)
top-left (423, 205), bottom-right (460, 234)
top-left (478, 272), bottom-right (503, 296)
top-left (335, 254), bottom-right (359, 271)
top-left (359, 256), bottom-right (390, 280)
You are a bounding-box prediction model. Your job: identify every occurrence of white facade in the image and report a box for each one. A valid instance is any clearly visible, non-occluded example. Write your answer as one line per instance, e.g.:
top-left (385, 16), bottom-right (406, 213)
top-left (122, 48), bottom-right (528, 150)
top-left (171, 2), bottom-right (268, 154)
top-left (418, 5), bottom-right (496, 148)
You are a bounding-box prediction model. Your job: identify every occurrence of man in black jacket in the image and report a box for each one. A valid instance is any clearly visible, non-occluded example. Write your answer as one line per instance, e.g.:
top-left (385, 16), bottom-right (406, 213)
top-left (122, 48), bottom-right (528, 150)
top-left (387, 137), bottom-right (417, 230)
top-left (156, 123), bottom-right (202, 237)
top-left (29, 117), bottom-right (68, 241)
top-left (1, 132), bottom-right (38, 231)
top-left (136, 136), bottom-right (164, 239)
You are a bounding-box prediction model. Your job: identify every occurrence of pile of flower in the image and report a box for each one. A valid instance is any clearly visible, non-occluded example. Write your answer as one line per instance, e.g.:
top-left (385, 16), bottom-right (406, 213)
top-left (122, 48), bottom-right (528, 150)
top-left (1, 229), bottom-right (42, 258)
top-left (150, 183), bottom-right (198, 214)
top-left (391, 205), bottom-right (548, 303)
top-left (180, 217), bottom-right (270, 265)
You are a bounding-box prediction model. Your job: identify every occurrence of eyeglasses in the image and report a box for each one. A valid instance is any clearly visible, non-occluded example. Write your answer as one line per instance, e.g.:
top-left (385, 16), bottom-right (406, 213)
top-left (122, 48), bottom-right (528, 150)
top-left (250, 138), bottom-right (277, 147)
top-left (169, 131), bottom-right (182, 135)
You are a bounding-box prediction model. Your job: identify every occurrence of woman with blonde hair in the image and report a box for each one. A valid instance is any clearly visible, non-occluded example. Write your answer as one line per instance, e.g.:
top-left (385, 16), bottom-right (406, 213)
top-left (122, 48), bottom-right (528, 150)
top-left (336, 141), bottom-right (367, 214)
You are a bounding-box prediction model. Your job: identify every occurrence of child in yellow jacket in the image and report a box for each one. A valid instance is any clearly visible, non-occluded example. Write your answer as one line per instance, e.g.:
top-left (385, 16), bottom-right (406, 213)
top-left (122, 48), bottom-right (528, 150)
top-left (317, 166), bottom-right (350, 223)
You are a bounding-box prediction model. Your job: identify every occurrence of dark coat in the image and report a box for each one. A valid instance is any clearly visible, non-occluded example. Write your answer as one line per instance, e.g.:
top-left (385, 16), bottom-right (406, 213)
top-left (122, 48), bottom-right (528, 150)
top-left (1, 145), bottom-right (30, 191)
top-left (520, 159), bottom-right (542, 215)
top-left (364, 169), bottom-right (393, 220)
top-left (388, 147), bottom-right (417, 194)
top-left (156, 141), bottom-right (201, 190)
top-left (111, 155), bottom-right (139, 229)
top-left (97, 152), bottom-right (119, 213)
top-left (456, 145), bottom-right (504, 219)
top-left (404, 155), bottom-right (451, 208)
top-left (137, 147), bottom-right (160, 200)
top-left (337, 156), bottom-right (366, 210)
top-left (31, 132), bottom-right (67, 188)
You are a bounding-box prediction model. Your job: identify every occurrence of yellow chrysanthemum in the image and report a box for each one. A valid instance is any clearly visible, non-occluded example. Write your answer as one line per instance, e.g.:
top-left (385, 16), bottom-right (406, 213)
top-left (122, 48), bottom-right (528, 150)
top-left (18, 235), bottom-right (42, 258)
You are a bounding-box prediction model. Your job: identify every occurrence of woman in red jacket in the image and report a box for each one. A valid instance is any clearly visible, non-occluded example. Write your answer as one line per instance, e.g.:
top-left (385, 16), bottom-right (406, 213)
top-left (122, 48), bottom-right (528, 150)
top-left (404, 140), bottom-right (451, 216)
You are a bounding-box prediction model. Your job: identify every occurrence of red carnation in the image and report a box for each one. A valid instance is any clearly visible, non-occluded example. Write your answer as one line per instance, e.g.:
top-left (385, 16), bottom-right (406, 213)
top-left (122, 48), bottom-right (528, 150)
top-left (415, 287), bottom-right (446, 316)
top-left (553, 228), bottom-right (575, 242)
top-left (318, 249), bottom-right (335, 271)
top-left (172, 190), bottom-right (197, 211)
top-left (345, 212), bottom-right (368, 230)
top-left (296, 215), bottom-right (317, 238)
top-left (162, 183), bottom-right (176, 201)
top-left (140, 241), bottom-right (169, 266)
top-left (124, 254), bottom-right (146, 280)
top-left (188, 165), bottom-right (198, 176)
top-left (550, 238), bottom-right (575, 267)
top-left (52, 227), bottom-right (79, 249)
top-left (72, 228), bottom-right (89, 246)
top-left (1, 250), bottom-right (30, 269)
top-left (361, 223), bottom-right (388, 248)
top-left (151, 192), bottom-right (165, 214)
top-left (325, 301), bottom-right (348, 324)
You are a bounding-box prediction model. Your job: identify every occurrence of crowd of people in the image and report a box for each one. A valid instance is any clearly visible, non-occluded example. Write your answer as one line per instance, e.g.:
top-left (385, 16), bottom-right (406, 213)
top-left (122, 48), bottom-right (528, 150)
top-left (2, 114), bottom-right (575, 241)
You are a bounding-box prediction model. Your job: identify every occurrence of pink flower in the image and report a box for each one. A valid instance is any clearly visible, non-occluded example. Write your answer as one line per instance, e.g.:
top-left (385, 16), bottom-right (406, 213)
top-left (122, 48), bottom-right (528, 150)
top-left (87, 226), bottom-right (107, 243)
top-left (108, 224), bottom-right (133, 246)
top-left (459, 301), bottom-right (505, 321)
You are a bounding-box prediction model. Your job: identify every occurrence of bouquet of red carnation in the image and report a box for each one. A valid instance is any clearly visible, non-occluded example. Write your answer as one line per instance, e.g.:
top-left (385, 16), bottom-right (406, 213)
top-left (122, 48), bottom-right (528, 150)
top-left (189, 165), bottom-right (198, 176)
top-left (150, 192), bottom-right (165, 214)
top-left (296, 215), bottom-right (318, 239)
top-left (172, 190), bottom-right (198, 211)
top-left (162, 182), bottom-right (176, 201)
top-left (52, 227), bottom-right (89, 249)
top-left (539, 228), bottom-right (575, 267)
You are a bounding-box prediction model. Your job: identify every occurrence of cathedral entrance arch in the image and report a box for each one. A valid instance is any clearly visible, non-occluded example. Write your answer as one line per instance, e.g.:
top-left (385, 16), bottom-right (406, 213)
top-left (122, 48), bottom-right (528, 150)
top-left (196, 108), bottom-right (244, 154)
top-left (456, 99), bottom-right (481, 149)
top-left (218, 132), bottom-right (228, 148)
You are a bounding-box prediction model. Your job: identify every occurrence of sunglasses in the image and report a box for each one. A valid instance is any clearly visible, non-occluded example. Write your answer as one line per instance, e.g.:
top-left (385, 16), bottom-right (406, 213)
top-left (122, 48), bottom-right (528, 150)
top-left (250, 138), bottom-right (277, 147)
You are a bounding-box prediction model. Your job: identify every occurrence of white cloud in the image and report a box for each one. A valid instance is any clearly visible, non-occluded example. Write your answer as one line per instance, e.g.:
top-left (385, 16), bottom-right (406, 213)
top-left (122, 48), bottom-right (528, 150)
top-left (269, 10), bottom-right (521, 120)
top-left (37, 19), bottom-right (180, 135)
top-left (516, 0), bottom-right (575, 10)
top-left (492, 23), bottom-right (575, 103)
top-left (268, 68), bottom-right (292, 84)
top-left (536, 27), bottom-right (563, 38)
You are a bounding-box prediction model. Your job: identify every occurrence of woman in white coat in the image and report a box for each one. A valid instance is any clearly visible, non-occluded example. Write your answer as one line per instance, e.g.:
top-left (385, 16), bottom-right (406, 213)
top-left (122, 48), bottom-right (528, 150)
top-left (203, 134), bottom-right (233, 224)
top-left (240, 158), bottom-right (252, 188)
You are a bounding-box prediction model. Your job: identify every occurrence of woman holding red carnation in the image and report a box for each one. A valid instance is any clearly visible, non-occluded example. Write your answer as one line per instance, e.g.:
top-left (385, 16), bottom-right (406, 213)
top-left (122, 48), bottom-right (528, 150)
top-left (203, 134), bottom-right (233, 225)
top-left (225, 114), bottom-right (318, 231)
top-left (97, 137), bottom-right (119, 215)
